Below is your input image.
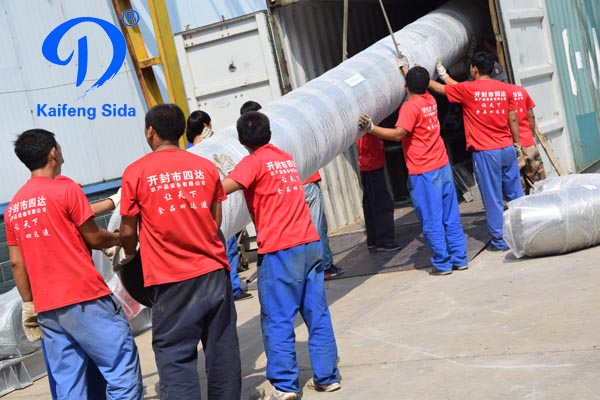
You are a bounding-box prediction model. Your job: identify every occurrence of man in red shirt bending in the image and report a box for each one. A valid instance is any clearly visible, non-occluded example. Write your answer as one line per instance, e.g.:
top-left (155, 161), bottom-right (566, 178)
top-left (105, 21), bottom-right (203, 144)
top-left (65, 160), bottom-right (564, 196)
top-left (119, 104), bottom-right (241, 400)
top-left (429, 51), bottom-right (524, 251)
top-left (5, 129), bottom-right (143, 398)
top-left (358, 65), bottom-right (467, 275)
top-left (222, 111), bottom-right (341, 400)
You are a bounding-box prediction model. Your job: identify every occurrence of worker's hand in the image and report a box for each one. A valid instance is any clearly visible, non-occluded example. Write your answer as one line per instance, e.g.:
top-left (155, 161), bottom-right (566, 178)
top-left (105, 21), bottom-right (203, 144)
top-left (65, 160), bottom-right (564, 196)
top-left (22, 301), bottom-right (42, 341)
top-left (214, 153), bottom-right (235, 176)
top-left (358, 114), bottom-right (373, 132)
top-left (514, 143), bottom-right (526, 170)
top-left (397, 53), bottom-right (409, 70)
top-left (435, 58), bottom-right (449, 80)
top-left (102, 245), bottom-right (118, 263)
top-left (112, 246), bottom-right (137, 272)
top-left (200, 126), bottom-right (214, 140)
top-left (108, 188), bottom-right (121, 209)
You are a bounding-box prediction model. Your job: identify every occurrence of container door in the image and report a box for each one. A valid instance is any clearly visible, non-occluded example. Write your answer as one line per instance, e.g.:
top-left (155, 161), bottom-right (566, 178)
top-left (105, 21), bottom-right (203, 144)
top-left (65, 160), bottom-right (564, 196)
top-left (544, 0), bottom-right (600, 171)
top-left (495, 0), bottom-right (576, 174)
top-left (174, 12), bottom-right (283, 130)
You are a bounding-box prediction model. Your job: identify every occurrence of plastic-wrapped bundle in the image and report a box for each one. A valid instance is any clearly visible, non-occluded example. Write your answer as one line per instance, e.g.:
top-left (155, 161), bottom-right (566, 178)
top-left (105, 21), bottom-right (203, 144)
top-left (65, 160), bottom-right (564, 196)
top-left (503, 184), bottom-right (600, 258)
top-left (532, 173), bottom-right (600, 194)
top-left (186, 0), bottom-right (486, 238)
top-left (0, 288), bottom-right (40, 359)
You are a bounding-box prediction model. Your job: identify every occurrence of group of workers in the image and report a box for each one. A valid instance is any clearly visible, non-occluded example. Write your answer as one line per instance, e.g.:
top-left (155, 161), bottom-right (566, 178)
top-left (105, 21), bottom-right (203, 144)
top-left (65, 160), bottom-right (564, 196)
top-left (4, 47), bottom-right (546, 400)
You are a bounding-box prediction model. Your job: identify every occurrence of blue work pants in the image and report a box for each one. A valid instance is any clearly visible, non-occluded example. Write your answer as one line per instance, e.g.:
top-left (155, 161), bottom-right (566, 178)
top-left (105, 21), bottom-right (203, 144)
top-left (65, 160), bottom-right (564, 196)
top-left (226, 234), bottom-right (243, 296)
top-left (304, 182), bottom-right (334, 269)
top-left (472, 147), bottom-right (524, 250)
top-left (37, 295), bottom-right (143, 400)
top-left (257, 241), bottom-right (339, 393)
top-left (408, 163), bottom-right (467, 272)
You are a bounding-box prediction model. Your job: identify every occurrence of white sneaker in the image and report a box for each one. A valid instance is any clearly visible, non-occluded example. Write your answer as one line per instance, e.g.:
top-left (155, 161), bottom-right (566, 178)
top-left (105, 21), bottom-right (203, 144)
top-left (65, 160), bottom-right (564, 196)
top-left (306, 378), bottom-right (342, 392)
top-left (267, 387), bottom-right (298, 400)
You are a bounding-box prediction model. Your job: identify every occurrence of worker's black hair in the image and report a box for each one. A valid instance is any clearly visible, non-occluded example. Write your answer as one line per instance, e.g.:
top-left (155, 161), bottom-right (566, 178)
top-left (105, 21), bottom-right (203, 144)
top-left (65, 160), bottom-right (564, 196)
top-left (186, 110), bottom-right (211, 143)
top-left (469, 51), bottom-right (495, 76)
top-left (240, 101), bottom-right (262, 115)
top-left (14, 129), bottom-right (57, 171)
top-left (145, 104), bottom-right (185, 142)
top-left (405, 66), bottom-right (430, 94)
top-left (236, 111), bottom-right (271, 149)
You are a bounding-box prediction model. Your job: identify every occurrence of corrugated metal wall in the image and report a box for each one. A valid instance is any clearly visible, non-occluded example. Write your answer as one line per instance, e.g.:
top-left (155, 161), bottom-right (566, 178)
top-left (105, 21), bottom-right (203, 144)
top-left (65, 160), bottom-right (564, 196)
top-left (271, 0), bottom-right (444, 230)
top-left (0, 0), bottom-right (148, 205)
top-left (272, 0), bottom-right (394, 231)
top-left (545, 0), bottom-right (600, 171)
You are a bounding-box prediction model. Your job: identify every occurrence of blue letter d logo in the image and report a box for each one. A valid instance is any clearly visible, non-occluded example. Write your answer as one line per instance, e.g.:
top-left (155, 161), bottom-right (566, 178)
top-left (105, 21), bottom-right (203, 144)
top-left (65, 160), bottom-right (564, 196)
top-left (42, 17), bottom-right (126, 98)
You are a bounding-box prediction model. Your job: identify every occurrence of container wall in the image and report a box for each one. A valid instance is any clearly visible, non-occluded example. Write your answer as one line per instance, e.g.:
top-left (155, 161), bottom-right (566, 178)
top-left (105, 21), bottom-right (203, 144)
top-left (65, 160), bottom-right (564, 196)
top-left (0, 0), bottom-right (149, 205)
top-left (495, 0), bottom-right (576, 175)
top-left (174, 12), bottom-right (284, 132)
top-left (544, 0), bottom-right (600, 171)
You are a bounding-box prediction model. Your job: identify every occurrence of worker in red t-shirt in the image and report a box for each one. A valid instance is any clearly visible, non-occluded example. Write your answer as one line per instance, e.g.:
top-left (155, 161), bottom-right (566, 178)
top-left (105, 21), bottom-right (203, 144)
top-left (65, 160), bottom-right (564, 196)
top-left (358, 64), bottom-right (468, 275)
top-left (356, 132), bottom-right (402, 252)
top-left (222, 111), bottom-right (341, 400)
top-left (509, 84), bottom-right (546, 193)
top-left (5, 129), bottom-right (143, 398)
top-left (429, 52), bottom-right (524, 251)
top-left (119, 104), bottom-right (241, 399)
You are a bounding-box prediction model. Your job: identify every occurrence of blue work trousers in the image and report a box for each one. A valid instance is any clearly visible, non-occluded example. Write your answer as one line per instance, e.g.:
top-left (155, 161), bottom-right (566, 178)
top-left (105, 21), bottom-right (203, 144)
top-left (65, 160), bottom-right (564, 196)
top-left (41, 338), bottom-right (106, 400)
top-left (257, 241), bottom-right (339, 393)
top-left (150, 269), bottom-right (241, 400)
top-left (472, 147), bottom-right (524, 250)
top-left (37, 295), bottom-right (143, 400)
top-left (408, 163), bottom-right (468, 272)
top-left (304, 182), bottom-right (334, 269)
top-left (226, 234), bottom-right (243, 296)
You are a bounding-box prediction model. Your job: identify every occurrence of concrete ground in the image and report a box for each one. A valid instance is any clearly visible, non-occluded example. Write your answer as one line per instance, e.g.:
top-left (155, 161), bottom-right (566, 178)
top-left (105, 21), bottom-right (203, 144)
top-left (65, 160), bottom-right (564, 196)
top-left (5, 201), bottom-right (600, 399)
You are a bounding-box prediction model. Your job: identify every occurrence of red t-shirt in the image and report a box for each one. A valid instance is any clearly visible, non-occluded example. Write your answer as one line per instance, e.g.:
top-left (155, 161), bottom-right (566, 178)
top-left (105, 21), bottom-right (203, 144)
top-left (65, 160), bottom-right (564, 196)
top-left (356, 133), bottom-right (385, 171)
top-left (4, 176), bottom-right (111, 313)
top-left (511, 85), bottom-right (536, 147)
top-left (445, 79), bottom-right (516, 151)
top-left (303, 172), bottom-right (321, 184)
top-left (121, 149), bottom-right (229, 287)
top-left (395, 92), bottom-right (449, 175)
top-left (226, 144), bottom-right (319, 254)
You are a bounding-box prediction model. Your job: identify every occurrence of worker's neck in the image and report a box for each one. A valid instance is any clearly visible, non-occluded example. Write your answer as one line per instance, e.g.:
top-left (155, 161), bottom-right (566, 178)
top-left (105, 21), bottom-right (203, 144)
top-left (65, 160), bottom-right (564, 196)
top-left (31, 164), bottom-right (59, 179)
top-left (153, 141), bottom-right (179, 152)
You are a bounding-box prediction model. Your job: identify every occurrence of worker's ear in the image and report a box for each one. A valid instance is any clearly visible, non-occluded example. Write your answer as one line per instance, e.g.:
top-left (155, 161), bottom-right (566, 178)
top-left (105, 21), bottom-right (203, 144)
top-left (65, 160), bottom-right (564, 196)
top-left (145, 126), bottom-right (155, 140)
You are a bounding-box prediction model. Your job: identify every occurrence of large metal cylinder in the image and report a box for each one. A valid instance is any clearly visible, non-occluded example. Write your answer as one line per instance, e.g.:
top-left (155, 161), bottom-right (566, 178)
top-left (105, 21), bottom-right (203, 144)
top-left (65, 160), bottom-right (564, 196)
top-left (504, 174), bottom-right (600, 258)
top-left (190, 0), bottom-right (487, 238)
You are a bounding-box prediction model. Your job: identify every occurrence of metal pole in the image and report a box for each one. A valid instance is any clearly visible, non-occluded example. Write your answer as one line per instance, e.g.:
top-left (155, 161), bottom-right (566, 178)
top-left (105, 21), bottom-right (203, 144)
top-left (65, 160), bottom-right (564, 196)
top-left (342, 0), bottom-right (349, 61)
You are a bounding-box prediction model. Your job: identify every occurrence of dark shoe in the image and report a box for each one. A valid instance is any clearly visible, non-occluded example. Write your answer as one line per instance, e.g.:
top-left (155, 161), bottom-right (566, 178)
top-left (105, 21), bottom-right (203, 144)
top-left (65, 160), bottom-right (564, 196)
top-left (234, 291), bottom-right (253, 301)
top-left (453, 265), bottom-right (468, 271)
top-left (367, 244), bottom-right (377, 251)
top-left (324, 265), bottom-right (344, 280)
top-left (376, 242), bottom-right (402, 252)
top-left (429, 268), bottom-right (452, 276)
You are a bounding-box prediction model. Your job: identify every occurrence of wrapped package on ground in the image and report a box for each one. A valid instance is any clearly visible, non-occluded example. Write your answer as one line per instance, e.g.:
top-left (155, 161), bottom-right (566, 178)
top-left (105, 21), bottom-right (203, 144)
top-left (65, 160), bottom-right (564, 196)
top-left (503, 185), bottom-right (600, 258)
top-left (532, 173), bottom-right (600, 194)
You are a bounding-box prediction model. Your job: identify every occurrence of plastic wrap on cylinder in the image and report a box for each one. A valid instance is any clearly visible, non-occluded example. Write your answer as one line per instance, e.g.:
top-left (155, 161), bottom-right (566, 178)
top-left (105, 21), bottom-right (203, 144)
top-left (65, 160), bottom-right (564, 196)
top-left (504, 186), bottom-right (600, 258)
top-left (186, 0), bottom-right (486, 238)
top-left (532, 173), bottom-right (600, 193)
